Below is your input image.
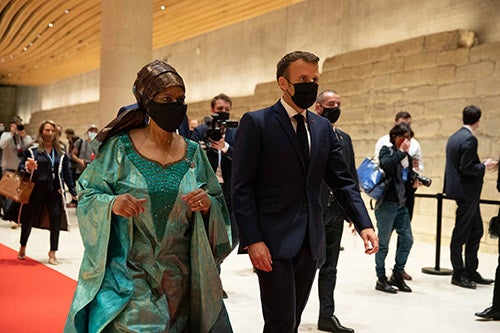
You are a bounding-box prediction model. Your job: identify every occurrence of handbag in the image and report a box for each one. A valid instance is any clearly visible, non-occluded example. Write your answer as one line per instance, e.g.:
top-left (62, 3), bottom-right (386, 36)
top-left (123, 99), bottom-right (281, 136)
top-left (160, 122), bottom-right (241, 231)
top-left (0, 171), bottom-right (35, 204)
top-left (357, 157), bottom-right (387, 200)
top-left (488, 206), bottom-right (500, 239)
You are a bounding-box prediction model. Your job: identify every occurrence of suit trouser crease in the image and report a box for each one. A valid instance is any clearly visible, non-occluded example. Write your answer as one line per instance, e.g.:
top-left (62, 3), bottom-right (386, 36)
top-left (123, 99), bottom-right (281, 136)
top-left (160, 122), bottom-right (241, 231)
top-left (450, 199), bottom-right (483, 277)
top-left (257, 246), bottom-right (317, 333)
top-left (318, 214), bottom-right (344, 317)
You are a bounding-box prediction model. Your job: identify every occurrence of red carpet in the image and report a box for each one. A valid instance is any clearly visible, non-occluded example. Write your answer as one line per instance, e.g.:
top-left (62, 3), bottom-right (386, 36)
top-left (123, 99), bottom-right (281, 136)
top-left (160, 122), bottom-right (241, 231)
top-left (0, 243), bottom-right (77, 333)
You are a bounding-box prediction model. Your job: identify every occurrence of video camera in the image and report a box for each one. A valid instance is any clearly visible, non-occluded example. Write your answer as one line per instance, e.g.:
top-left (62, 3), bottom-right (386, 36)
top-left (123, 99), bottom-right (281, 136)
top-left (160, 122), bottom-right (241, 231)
top-left (411, 173), bottom-right (432, 187)
top-left (205, 112), bottom-right (238, 142)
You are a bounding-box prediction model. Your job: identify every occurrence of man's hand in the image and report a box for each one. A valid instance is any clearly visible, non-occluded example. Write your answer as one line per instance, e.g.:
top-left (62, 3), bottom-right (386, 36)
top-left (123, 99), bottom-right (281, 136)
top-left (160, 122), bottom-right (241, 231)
top-left (247, 241), bottom-right (273, 272)
top-left (360, 228), bottom-right (379, 255)
top-left (484, 158), bottom-right (498, 171)
top-left (208, 137), bottom-right (227, 151)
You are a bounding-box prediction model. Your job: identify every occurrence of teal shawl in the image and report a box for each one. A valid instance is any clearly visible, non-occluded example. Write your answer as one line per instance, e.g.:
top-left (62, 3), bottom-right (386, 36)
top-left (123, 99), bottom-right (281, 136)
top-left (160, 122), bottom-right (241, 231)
top-left (64, 135), bottom-right (232, 333)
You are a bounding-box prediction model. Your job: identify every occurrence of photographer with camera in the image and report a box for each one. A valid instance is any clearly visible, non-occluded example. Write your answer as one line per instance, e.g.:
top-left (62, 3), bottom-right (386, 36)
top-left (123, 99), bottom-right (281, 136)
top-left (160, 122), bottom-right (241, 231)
top-left (374, 123), bottom-right (422, 294)
top-left (0, 118), bottom-right (33, 227)
top-left (374, 111), bottom-right (424, 281)
top-left (191, 93), bottom-right (239, 298)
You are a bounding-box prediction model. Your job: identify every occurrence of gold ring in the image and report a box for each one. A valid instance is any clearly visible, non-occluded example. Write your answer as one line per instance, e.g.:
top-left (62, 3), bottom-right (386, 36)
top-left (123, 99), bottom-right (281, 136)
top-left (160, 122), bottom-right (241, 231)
top-left (198, 200), bottom-right (203, 207)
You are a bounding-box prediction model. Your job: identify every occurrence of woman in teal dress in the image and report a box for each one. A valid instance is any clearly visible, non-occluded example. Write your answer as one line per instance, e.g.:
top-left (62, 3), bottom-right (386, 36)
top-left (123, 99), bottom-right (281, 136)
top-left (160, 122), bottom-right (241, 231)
top-left (65, 60), bottom-right (233, 333)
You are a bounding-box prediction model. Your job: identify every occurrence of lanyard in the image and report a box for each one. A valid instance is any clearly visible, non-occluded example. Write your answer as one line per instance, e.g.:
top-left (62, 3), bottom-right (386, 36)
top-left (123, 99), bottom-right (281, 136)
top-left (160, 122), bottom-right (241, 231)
top-left (45, 148), bottom-right (56, 179)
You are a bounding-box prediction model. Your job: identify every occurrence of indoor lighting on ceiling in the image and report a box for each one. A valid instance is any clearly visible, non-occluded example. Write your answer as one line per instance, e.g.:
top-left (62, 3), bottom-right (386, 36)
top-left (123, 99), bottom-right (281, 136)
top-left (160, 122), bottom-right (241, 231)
top-left (160, 5), bottom-right (166, 10)
top-left (48, 22), bottom-right (54, 28)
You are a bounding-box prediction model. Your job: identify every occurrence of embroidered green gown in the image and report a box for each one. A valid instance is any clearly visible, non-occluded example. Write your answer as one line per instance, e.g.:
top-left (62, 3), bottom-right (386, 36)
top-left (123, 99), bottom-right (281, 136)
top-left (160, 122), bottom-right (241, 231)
top-left (64, 133), bottom-right (232, 333)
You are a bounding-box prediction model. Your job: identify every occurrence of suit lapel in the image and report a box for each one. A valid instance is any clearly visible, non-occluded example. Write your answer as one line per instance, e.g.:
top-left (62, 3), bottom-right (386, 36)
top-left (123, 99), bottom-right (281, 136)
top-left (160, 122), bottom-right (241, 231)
top-left (306, 110), bottom-right (319, 176)
top-left (273, 102), bottom-right (307, 172)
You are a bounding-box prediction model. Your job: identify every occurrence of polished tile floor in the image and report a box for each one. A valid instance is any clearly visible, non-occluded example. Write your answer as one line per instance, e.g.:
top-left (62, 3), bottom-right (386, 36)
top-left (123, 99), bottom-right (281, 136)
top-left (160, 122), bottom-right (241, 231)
top-left (1, 209), bottom-right (498, 332)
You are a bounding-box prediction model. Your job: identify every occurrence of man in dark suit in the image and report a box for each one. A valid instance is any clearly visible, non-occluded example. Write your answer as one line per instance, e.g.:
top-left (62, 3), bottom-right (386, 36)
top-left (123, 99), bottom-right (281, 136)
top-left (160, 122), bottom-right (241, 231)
top-left (475, 159), bottom-right (500, 320)
top-left (315, 90), bottom-right (356, 333)
top-left (444, 105), bottom-right (497, 289)
top-left (232, 51), bottom-right (378, 333)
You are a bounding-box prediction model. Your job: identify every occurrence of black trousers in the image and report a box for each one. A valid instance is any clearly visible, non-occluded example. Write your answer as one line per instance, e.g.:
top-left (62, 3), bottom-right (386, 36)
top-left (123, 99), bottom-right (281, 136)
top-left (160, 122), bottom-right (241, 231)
top-left (317, 212), bottom-right (344, 318)
top-left (493, 239), bottom-right (500, 310)
top-left (256, 246), bottom-right (317, 333)
top-left (450, 198), bottom-right (483, 278)
top-left (20, 182), bottom-right (63, 251)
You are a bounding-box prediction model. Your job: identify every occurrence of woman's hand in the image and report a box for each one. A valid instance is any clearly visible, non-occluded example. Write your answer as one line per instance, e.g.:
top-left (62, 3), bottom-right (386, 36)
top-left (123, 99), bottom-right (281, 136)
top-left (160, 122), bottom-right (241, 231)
top-left (182, 188), bottom-right (211, 214)
top-left (26, 158), bottom-right (38, 172)
top-left (112, 194), bottom-right (147, 217)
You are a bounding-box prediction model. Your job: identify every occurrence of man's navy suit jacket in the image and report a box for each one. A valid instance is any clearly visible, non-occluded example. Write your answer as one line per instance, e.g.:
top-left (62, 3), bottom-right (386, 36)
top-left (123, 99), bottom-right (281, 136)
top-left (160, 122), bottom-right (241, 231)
top-left (231, 101), bottom-right (373, 260)
top-left (444, 127), bottom-right (485, 200)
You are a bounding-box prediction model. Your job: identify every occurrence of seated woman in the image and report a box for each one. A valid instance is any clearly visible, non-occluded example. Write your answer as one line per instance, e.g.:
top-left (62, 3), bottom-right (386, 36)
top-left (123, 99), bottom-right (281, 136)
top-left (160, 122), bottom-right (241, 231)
top-left (64, 60), bottom-right (233, 333)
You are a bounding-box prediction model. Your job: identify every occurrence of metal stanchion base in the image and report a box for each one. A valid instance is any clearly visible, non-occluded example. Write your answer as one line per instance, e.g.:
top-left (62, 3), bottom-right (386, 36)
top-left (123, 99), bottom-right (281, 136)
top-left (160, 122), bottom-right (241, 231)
top-left (421, 267), bottom-right (453, 275)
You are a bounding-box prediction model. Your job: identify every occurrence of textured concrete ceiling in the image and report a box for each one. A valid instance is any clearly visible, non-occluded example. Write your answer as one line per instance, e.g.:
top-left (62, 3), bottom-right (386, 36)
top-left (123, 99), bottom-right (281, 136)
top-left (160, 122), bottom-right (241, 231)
top-left (0, 0), bottom-right (303, 86)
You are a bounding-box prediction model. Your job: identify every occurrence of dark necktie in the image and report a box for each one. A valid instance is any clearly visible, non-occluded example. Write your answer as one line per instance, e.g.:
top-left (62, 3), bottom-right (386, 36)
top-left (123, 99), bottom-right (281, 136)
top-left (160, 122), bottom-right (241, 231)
top-left (293, 114), bottom-right (309, 165)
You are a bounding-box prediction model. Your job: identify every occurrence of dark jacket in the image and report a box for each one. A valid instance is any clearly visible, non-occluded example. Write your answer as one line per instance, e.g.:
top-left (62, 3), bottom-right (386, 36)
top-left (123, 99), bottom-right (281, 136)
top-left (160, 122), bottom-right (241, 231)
top-left (378, 145), bottom-right (415, 206)
top-left (321, 128), bottom-right (358, 222)
top-left (444, 127), bottom-right (485, 200)
top-left (232, 100), bottom-right (373, 260)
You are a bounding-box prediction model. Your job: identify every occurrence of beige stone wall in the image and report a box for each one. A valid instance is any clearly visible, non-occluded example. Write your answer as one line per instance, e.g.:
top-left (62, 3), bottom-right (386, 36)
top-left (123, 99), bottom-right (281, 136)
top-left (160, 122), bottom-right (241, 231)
top-left (27, 30), bottom-right (500, 253)
top-left (320, 30), bottom-right (500, 254)
top-left (192, 30), bottom-right (500, 254)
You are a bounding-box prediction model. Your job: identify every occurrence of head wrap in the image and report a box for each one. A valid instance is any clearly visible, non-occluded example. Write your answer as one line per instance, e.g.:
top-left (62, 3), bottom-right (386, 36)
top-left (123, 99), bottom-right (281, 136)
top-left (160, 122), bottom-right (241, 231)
top-left (94, 60), bottom-right (185, 149)
top-left (133, 60), bottom-right (185, 111)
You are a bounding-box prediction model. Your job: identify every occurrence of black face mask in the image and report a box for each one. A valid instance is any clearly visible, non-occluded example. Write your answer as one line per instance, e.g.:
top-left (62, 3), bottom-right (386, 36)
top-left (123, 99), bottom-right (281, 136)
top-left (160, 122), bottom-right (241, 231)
top-left (147, 101), bottom-right (187, 133)
top-left (321, 106), bottom-right (341, 123)
top-left (286, 80), bottom-right (319, 110)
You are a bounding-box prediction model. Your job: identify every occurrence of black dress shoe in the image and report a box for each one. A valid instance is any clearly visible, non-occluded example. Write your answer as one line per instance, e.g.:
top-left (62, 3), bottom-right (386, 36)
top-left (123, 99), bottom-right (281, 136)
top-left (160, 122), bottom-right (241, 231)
top-left (375, 276), bottom-right (397, 294)
top-left (318, 315), bottom-right (355, 333)
top-left (389, 271), bottom-right (412, 292)
top-left (469, 272), bottom-right (494, 285)
top-left (222, 290), bottom-right (228, 298)
top-left (451, 276), bottom-right (476, 289)
top-left (475, 307), bottom-right (500, 320)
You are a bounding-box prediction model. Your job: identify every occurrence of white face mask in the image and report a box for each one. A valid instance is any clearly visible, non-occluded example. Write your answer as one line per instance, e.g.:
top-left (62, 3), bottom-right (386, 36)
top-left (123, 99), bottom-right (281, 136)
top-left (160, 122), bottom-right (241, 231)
top-left (88, 132), bottom-right (97, 140)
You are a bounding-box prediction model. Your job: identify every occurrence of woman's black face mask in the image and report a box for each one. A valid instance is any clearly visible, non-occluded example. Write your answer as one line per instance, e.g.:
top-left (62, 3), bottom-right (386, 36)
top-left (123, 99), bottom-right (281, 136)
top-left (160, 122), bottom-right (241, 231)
top-left (147, 101), bottom-right (187, 133)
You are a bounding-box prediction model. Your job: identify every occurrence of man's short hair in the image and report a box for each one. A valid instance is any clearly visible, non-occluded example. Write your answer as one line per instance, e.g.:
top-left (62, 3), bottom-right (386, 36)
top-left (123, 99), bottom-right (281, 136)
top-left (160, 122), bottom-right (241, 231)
top-left (394, 111), bottom-right (412, 122)
top-left (210, 93), bottom-right (232, 108)
top-left (276, 51), bottom-right (319, 80)
top-left (462, 105), bottom-right (481, 125)
top-left (316, 90), bottom-right (338, 103)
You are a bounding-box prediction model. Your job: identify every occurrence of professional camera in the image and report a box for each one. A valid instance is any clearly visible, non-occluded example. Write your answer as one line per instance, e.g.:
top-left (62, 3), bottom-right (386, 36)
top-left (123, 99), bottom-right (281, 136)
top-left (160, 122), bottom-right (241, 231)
top-left (205, 112), bottom-right (238, 142)
top-left (16, 124), bottom-right (24, 131)
top-left (411, 173), bottom-right (432, 187)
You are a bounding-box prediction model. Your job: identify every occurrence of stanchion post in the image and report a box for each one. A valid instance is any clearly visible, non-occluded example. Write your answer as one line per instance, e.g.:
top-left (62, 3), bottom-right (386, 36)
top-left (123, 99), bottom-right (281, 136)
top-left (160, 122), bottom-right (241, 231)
top-left (422, 193), bottom-right (453, 275)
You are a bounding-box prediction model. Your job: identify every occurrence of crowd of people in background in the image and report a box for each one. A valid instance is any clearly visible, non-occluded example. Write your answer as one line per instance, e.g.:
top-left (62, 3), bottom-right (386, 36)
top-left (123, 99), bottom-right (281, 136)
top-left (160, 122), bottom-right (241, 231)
top-left (1, 51), bottom-right (499, 332)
